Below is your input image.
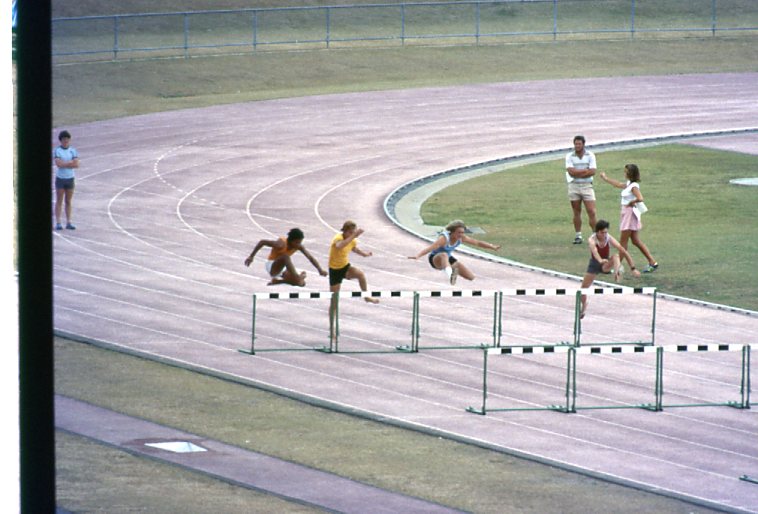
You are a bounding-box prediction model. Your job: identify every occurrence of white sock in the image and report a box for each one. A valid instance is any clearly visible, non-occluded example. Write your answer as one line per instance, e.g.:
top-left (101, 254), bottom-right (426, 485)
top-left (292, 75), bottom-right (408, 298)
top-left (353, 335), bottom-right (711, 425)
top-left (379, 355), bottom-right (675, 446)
top-left (576, 232), bottom-right (582, 238)
top-left (444, 266), bottom-right (453, 279)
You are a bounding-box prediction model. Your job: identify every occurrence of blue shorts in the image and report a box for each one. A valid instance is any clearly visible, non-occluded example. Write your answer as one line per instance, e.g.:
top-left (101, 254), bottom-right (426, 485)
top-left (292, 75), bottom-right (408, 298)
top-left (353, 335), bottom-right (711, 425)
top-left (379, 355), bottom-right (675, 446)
top-left (587, 258), bottom-right (612, 275)
top-left (428, 253), bottom-right (457, 269)
top-left (56, 177), bottom-right (75, 190)
top-left (587, 258), bottom-right (604, 275)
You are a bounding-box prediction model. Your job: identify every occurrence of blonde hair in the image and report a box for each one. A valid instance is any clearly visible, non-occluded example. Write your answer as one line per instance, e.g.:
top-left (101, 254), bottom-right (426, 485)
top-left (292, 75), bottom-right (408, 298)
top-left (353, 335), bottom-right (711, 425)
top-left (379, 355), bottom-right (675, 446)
top-left (445, 220), bottom-right (466, 232)
top-left (341, 220), bottom-right (357, 232)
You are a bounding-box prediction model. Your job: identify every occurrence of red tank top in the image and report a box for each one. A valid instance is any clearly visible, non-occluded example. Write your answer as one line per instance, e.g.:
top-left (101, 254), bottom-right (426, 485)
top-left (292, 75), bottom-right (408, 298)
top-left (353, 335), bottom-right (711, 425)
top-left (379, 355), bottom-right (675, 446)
top-left (596, 236), bottom-right (610, 260)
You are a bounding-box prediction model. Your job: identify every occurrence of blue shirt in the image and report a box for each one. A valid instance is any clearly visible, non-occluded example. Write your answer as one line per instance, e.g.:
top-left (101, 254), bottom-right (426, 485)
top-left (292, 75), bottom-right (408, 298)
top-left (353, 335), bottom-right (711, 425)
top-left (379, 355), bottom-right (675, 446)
top-left (430, 230), bottom-right (461, 257)
top-left (54, 146), bottom-right (78, 179)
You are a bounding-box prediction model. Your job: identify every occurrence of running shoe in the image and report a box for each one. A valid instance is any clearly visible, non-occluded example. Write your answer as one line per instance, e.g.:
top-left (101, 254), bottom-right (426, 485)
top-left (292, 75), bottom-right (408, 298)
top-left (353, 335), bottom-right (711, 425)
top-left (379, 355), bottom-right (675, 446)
top-left (642, 263), bottom-right (658, 273)
top-left (573, 235), bottom-right (583, 245)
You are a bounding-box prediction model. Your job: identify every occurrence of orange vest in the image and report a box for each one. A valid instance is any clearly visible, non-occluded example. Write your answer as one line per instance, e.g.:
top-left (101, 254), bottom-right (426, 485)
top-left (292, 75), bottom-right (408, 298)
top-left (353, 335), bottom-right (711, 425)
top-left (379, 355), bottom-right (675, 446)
top-left (267, 237), bottom-right (297, 260)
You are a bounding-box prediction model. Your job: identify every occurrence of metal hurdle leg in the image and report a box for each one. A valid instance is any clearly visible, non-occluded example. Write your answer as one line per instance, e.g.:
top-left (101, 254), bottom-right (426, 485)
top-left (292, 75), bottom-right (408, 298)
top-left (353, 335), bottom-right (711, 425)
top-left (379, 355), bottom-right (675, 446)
top-left (324, 292), bottom-right (339, 353)
top-left (412, 292), bottom-right (420, 352)
top-left (550, 347), bottom-right (577, 413)
top-left (651, 290), bottom-right (658, 346)
top-left (653, 346), bottom-right (664, 411)
top-left (493, 291), bottom-right (503, 347)
top-left (573, 291), bottom-right (582, 347)
top-left (238, 294), bottom-right (257, 355)
top-left (737, 344), bottom-right (751, 409)
top-left (466, 347), bottom-right (489, 415)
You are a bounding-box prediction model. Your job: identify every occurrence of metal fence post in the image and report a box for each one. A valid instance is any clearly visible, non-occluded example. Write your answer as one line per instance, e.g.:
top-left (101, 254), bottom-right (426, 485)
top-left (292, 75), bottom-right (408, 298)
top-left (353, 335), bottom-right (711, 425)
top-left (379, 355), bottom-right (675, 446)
top-left (712, 0), bottom-right (718, 36)
top-left (401, 4), bottom-right (406, 46)
top-left (113, 16), bottom-right (119, 60)
top-left (252, 10), bottom-right (258, 50)
top-left (326, 7), bottom-right (331, 49)
top-left (630, 0), bottom-right (636, 39)
top-left (183, 13), bottom-right (189, 59)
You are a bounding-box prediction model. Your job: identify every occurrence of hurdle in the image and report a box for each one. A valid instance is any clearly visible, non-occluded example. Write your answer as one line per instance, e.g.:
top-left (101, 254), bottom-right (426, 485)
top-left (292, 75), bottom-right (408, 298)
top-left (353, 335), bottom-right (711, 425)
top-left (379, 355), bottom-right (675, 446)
top-left (466, 343), bottom-right (751, 415)
top-left (238, 286), bottom-right (656, 355)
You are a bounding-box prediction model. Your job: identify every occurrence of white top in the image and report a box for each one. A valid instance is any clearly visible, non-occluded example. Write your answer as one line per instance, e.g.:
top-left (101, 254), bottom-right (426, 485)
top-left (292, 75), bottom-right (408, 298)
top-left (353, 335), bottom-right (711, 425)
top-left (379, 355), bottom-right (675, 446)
top-left (621, 181), bottom-right (639, 206)
top-left (565, 150), bottom-right (596, 184)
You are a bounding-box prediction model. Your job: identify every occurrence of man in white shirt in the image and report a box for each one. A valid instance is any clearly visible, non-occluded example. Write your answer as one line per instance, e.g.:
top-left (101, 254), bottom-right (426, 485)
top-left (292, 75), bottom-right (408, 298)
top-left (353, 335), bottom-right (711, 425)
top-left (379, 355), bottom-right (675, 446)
top-left (565, 135), bottom-right (597, 244)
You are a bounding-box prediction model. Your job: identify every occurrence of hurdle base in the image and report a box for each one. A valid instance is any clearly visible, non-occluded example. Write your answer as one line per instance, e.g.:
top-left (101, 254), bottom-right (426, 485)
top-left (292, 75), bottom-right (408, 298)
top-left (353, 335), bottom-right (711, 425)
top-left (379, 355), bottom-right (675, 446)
top-left (315, 345), bottom-right (334, 353)
top-left (237, 349), bottom-right (255, 356)
top-left (547, 405), bottom-right (576, 414)
top-left (396, 345), bottom-right (416, 353)
top-left (466, 406), bottom-right (486, 415)
top-left (740, 475), bottom-right (758, 485)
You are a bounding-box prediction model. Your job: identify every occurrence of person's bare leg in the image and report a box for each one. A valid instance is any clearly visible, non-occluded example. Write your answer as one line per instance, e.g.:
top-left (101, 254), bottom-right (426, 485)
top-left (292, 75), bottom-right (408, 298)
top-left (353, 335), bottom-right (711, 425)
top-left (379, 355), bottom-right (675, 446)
top-left (64, 189), bottom-right (74, 225)
top-left (347, 266), bottom-right (378, 304)
top-left (619, 230), bottom-right (631, 251)
top-left (455, 261), bottom-right (475, 281)
top-left (55, 189), bottom-right (65, 226)
top-left (571, 200), bottom-right (583, 233)
top-left (630, 231), bottom-right (656, 265)
top-left (584, 200), bottom-right (597, 232)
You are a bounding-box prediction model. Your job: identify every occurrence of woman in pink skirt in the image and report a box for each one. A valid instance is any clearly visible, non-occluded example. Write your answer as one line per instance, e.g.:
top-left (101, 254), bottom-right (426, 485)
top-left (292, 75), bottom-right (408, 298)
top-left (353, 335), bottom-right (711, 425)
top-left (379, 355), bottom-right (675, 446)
top-left (599, 164), bottom-right (658, 273)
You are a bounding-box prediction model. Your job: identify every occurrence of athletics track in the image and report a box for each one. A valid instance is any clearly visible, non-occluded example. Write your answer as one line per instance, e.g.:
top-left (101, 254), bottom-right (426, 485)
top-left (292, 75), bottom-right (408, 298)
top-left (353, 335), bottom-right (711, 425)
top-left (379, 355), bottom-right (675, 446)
top-left (54, 73), bottom-right (758, 512)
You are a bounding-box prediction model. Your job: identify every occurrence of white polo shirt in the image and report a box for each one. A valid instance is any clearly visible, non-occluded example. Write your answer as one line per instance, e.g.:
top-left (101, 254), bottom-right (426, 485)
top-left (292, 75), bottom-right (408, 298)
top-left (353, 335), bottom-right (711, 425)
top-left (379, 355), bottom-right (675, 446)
top-left (565, 150), bottom-right (596, 184)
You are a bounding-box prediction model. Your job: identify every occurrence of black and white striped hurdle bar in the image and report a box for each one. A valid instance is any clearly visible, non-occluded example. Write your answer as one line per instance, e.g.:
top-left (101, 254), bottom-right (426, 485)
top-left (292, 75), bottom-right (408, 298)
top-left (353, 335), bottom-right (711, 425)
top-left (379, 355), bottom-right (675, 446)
top-left (488, 343), bottom-right (746, 356)
top-left (252, 287), bottom-right (656, 300)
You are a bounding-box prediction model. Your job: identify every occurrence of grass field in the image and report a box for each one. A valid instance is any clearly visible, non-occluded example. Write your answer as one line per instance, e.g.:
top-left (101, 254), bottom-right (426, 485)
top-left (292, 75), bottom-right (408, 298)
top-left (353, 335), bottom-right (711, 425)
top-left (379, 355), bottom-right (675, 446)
top-left (50, 1), bottom-right (757, 512)
top-left (421, 144), bottom-right (758, 311)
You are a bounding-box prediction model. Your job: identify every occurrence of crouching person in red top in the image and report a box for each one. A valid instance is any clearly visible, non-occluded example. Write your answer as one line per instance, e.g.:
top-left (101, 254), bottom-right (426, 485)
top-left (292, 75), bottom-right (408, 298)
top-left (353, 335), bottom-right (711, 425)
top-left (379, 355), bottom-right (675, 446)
top-left (579, 219), bottom-right (640, 319)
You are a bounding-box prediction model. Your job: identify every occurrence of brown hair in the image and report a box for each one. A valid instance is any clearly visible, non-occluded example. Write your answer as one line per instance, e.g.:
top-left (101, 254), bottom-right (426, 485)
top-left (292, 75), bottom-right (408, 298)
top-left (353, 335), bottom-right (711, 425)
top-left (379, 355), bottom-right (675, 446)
top-left (625, 164), bottom-right (641, 182)
top-left (341, 220), bottom-right (357, 232)
top-left (445, 220), bottom-right (466, 233)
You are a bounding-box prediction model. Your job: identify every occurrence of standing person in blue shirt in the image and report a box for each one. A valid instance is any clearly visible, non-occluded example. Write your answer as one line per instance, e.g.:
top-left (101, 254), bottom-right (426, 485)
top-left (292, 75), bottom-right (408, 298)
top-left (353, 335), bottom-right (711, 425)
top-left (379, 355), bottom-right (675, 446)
top-left (53, 130), bottom-right (79, 230)
top-left (408, 220), bottom-right (501, 285)
top-left (565, 135), bottom-right (598, 245)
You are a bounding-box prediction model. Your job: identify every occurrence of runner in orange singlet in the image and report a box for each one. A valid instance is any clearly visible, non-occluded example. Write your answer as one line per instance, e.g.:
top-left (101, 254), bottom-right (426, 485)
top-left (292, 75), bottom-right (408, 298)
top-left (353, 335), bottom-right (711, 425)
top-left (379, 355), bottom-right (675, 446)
top-left (245, 228), bottom-right (327, 286)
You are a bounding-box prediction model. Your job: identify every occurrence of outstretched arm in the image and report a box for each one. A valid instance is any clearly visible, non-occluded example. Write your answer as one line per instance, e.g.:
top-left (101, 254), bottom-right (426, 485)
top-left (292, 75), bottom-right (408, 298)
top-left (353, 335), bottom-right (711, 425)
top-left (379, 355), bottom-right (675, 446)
top-left (300, 246), bottom-right (328, 276)
top-left (244, 239), bottom-right (280, 266)
top-left (599, 171), bottom-right (625, 189)
top-left (461, 235), bottom-right (501, 252)
top-left (408, 236), bottom-right (445, 260)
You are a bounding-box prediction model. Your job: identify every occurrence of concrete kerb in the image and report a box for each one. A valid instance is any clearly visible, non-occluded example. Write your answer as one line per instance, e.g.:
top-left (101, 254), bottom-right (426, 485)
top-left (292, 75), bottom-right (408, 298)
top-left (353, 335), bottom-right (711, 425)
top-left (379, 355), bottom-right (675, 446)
top-left (384, 128), bottom-right (758, 317)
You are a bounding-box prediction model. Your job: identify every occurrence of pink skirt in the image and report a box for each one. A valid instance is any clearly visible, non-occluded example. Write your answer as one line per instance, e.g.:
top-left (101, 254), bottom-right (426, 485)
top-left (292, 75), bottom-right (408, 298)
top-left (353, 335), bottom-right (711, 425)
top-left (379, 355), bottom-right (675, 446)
top-left (620, 205), bottom-right (641, 231)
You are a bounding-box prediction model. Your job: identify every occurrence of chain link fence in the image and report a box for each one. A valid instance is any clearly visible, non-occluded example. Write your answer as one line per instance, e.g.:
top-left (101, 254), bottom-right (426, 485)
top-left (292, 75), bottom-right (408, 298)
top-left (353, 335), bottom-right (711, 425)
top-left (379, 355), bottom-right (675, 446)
top-left (52, 0), bottom-right (758, 62)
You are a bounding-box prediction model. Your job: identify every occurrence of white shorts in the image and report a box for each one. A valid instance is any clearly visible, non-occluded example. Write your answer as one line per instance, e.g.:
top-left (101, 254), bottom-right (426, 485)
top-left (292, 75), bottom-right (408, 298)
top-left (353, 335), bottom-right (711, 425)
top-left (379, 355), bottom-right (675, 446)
top-left (568, 182), bottom-right (596, 202)
top-left (265, 260), bottom-right (284, 278)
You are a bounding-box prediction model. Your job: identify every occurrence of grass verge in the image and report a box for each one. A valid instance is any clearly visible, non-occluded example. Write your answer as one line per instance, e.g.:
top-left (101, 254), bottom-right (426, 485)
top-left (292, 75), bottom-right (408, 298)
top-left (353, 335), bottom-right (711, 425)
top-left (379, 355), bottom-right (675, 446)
top-left (54, 37), bottom-right (758, 126)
